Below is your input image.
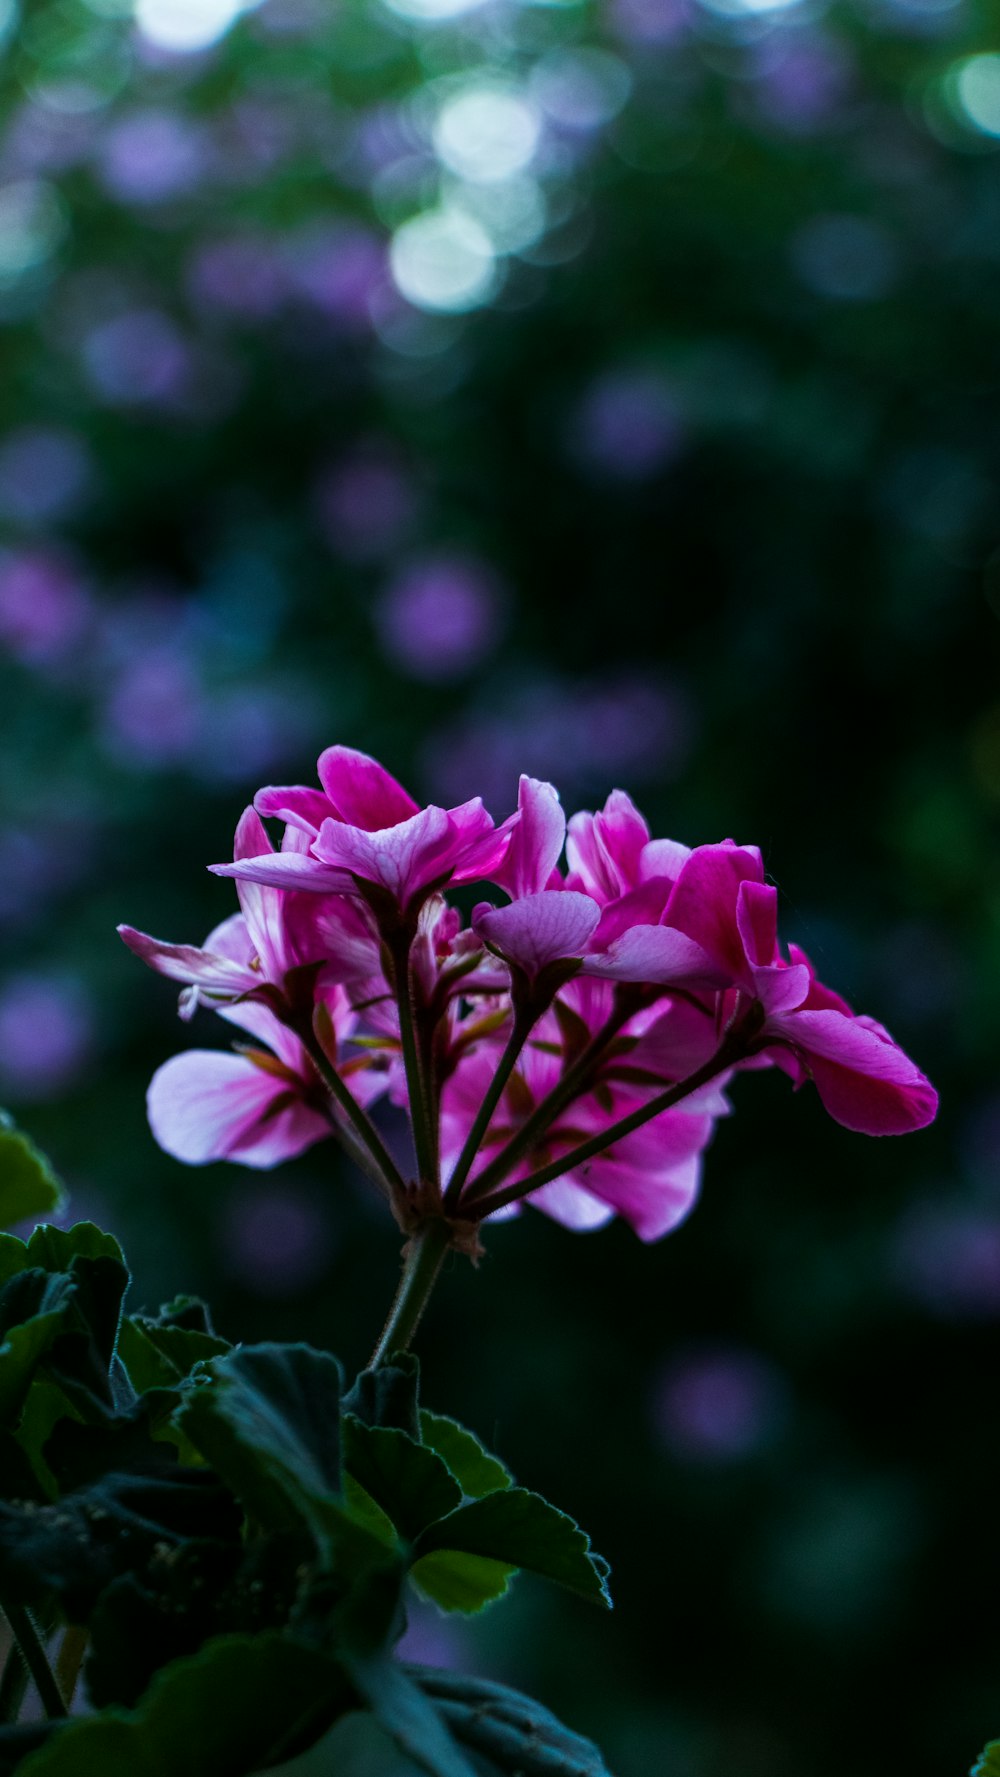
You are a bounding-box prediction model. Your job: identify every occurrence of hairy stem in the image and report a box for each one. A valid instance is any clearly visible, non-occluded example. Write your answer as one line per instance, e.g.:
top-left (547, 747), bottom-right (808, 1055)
top-left (442, 1004), bottom-right (538, 1212)
top-left (467, 1035), bottom-right (743, 1222)
top-left (304, 1012), bottom-right (405, 1203)
top-left (0, 1601), bottom-right (66, 1722)
top-left (390, 939), bottom-right (438, 1190)
top-left (460, 1002), bottom-right (632, 1206)
top-left (370, 1220), bottom-right (453, 1368)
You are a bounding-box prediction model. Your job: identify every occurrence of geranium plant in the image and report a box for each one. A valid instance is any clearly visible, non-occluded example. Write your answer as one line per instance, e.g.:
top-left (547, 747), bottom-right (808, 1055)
top-left (0, 748), bottom-right (937, 1775)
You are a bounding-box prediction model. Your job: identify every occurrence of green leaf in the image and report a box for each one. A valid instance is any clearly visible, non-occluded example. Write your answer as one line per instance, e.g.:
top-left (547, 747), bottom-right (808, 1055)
top-left (410, 1550), bottom-right (514, 1615)
top-left (118, 1318), bottom-right (231, 1394)
top-left (410, 1667), bottom-right (615, 1777)
top-left (343, 1419), bottom-right (462, 1543)
top-left (86, 1531), bottom-right (305, 1708)
top-left (343, 1655), bottom-right (479, 1777)
top-left (972, 1745), bottom-right (1000, 1776)
top-left (0, 1119), bottom-right (65, 1231)
top-left (16, 1632), bottom-right (351, 1777)
top-left (0, 1460), bottom-right (241, 1617)
top-left (24, 1223), bottom-right (125, 1273)
top-left (0, 1270), bottom-right (77, 1425)
top-left (418, 1413), bottom-right (512, 1499)
top-left (174, 1343), bottom-right (392, 1587)
top-left (413, 1491), bottom-right (612, 1610)
top-left (344, 1355), bottom-right (421, 1438)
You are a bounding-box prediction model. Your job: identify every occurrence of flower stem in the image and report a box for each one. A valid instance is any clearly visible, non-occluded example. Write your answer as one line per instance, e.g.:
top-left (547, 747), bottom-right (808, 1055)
top-left (390, 939), bottom-right (438, 1191)
top-left (55, 1625), bottom-right (87, 1711)
top-left (0, 1600), bottom-right (66, 1722)
top-left (370, 1219), bottom-right (453, 1368)
top-left (305, 1012), bottom-right (405, 1203)
top-left (460, 1003), bottom-right (631, 1207)
top-left (467, 1034), bottom-right (743, 1222)
top-left (442, 1004), bottom-right (537, 1212)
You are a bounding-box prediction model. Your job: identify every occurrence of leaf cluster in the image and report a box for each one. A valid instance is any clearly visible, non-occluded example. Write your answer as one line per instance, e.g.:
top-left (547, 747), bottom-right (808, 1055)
top-left (0, 1126), bottom-right (613, 1776)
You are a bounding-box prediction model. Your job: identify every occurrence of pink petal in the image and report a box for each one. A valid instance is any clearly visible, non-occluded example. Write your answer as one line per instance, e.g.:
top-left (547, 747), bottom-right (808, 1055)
top-left (147, 1050), bottom-right (329, 1167)
top-left (566, 790), bottom-right (649, 902)
top-left (664, 841), bottom-right (764, 982)
top-left (118, 925), bottom-right (259, 994)
top-left (211, 852), bottom-right (355, 895)
top-left (583, 925), bottom-right (728, 988)
top-left (443, 799), bottom-right (510, 885)
top-left (736, 880), bottom-right (779, 970)
top-left (638, 837), bottom-right (692, 883)
top-left (233, 806), bottom-right (288, 982)
top-left (528, 1178), bottom-right (616, 1232)
top-left (313, 806), bottom-right (453, 903)
top-left (494, 776), bottom-right (566, 898)
top-left (316, 745), bottom-right (418, 830)
top-left (578, 1150), bottom-right (703, 1242)
top-left (474, 891), bottom-right (601, 978)
top-left (588, 881), bottom-right (674, 948)
top-left (254, 785), bottom-right (334, 834)
top-left (766, 1008), bottom-right (938, 1135)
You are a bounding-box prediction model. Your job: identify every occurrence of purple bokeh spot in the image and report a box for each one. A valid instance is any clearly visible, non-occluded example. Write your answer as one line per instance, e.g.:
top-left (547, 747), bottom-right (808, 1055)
top-left (652, 1347), bottom-right (790, 1462)
top-left (610, 0), bottom-right (688, 47)
top-left (573, 371), bottom-right (683, 480)
top-left (0, 550), bottom-right (91, 664)
top-left (892, 1204), bottom-right (1000, 1321)
top-left (83, 309), bottom-right (192, 407)
top-left (221, 1182), bottom-right (335, 1297)
top-left (191, 686), bottom-right (314, 784)
top-left (101, 647), bottom-right (203, 766)
top-left (98, 110), bottom-right (208, 205)
top-left (0, 974), bottom-right (96, 1101)
top-left (752, 40), bottom-right (853, 134)
top-left (0, 428), bottom-right (93, 526)
top-left (423, 672), bottom-right (695, 809)
top-left (287, 225), bottom-right (385, 327)
top-left (188, 236), bottom-right (287, 318)
top-left (376, 555), bottom-right (505, 682)
top-left (315, 450), bottom-right (418, 561)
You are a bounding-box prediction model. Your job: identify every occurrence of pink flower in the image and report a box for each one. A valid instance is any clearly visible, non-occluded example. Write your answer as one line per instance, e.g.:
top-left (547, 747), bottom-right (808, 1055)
top-left (212, 745), bottom-right (511, 919)
top-left (664, 859), bottom-right (938, 1136)
top-left (441, 981), bottom-right (728, 1240)
top-left (120, 807), bottom-right (381, 1015)
top-left (147, 1001), bottom-right (331, 1168)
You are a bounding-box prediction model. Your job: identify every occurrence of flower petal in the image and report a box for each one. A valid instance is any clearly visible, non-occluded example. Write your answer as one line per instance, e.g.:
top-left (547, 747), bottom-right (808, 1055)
top-left (664, 841), bottom-right (764, 982)
top-left (475, 891), bottom-right (601, 978)
top-left (494, 776), bottom-right (566, 898)
top-left (317, 745), bottom-right (418, 830)
top-left (766, 1008), bottom-right (938, 1135)
top-left (583, 925), bottom-right (728, 988)
top-left (117, 925), bottom-right (258, 993)
top-left (147, 1050), bottom-right (329, 1167)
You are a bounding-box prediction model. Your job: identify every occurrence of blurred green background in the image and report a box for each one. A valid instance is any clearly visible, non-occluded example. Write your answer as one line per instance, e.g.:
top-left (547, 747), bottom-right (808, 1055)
top-left (1, 0), bottom-right (998, 1769)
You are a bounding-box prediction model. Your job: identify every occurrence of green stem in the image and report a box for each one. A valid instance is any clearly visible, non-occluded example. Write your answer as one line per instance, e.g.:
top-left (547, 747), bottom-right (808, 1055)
top-left (56, 1625), bottom-right (87, 1712)
top-left (460, 1003), bottom-right (631, 1207)
top-left (442, 1004), bottom-right (537, 1213)
top-left (0, 1631), bottom-right (28, 1726)
top-left (370, 1220), bottom-right (453, 1368)
top-left (0, 1601), bottom-right (66, 1722)
top-left (304, 1015), bottom-right (405, 1203)
top-left (467, 1035), bottom-right (744, 1222)
top-left (390, 939), bottom-right (437, 1190)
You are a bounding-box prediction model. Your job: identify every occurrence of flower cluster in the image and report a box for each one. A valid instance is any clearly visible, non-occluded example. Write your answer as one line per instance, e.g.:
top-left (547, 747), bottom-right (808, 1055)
top-left (120, 746), bottom-right (937, 1246)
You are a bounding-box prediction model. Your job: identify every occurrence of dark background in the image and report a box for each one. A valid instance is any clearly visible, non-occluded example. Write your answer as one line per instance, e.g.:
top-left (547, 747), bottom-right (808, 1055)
top-left (1, 0), bottom-right (998, 1770)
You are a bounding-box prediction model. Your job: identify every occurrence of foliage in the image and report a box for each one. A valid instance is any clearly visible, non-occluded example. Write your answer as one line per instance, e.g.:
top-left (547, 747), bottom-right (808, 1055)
top-left (0, 1127), bottom-right (613, 1775)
